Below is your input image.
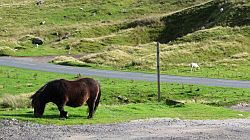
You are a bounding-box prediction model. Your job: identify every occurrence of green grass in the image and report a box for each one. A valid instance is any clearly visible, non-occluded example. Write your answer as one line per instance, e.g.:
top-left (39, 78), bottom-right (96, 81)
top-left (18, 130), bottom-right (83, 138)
top-left (1, 66), bottom-right (250, 106)
top-left (0, 66), bottom-right (72, 95)
top-left (1, 103), bottom-right (249, 125)
top-left (0, 66), bottom-right (250, 124)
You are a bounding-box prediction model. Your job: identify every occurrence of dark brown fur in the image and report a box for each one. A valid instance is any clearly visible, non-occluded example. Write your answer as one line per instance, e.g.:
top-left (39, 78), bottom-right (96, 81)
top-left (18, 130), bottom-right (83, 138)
top-left (31, 78), bottom-right (101, 119)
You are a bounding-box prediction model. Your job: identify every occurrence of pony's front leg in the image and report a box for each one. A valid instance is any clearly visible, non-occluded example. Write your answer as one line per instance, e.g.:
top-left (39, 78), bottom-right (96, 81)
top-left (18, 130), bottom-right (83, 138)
top-left (57, 105), bottom-right (68, 119)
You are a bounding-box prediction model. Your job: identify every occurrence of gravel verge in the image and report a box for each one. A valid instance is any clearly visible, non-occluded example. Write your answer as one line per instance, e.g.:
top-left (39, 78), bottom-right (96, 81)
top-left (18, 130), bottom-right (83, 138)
top-left (1, 118), bottom-right (250, 140)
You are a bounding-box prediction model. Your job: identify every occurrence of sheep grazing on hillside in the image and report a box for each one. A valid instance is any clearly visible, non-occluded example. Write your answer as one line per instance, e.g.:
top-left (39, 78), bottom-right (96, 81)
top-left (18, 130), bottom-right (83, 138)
top-left (36, 0), bottom-right (44, 5)
top-left (220, 7), bottom-right (224, 12)
top-left (190, 63), bottom-right (200, 71)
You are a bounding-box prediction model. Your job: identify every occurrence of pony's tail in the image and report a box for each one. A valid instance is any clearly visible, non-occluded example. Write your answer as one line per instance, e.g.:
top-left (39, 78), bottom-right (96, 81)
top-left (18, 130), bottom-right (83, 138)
top-left (94, 83), bottom-right (101, 111)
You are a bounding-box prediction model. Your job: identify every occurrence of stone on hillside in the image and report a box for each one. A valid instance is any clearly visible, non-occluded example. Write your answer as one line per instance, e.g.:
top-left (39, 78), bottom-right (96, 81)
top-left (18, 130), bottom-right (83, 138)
top-left (40, 21), bottom-right (46, 25)
top-left (117, 95), bottom-right (129, 103)
top-left (165, 99), bottom-right (184, 107)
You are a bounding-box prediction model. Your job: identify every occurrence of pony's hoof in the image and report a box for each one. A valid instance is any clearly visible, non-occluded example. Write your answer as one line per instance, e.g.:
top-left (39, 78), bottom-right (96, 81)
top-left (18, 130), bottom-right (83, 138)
top-left (60, 115), bottom-right (68, 119)
top-left (87, 115), bottom-right (93, 119)
top-left (60, 111), bottom-right (68, 119)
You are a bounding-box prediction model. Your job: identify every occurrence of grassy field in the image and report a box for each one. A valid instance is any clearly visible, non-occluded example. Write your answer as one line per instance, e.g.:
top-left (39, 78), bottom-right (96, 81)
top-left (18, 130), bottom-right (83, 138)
top-left (0, 66), bottom-right (250, 125)
top-left (1, 103), bottom-right (249, 125)
top-left (1, 0), bottom-right (250, 80)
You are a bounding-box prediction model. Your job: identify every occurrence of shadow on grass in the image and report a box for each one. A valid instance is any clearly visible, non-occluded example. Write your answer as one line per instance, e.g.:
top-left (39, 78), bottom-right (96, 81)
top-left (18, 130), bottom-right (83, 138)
top-left (1, 113), bottom-right (34, 118)
top-left (178, 69), bottom-right (191, 73)
top-left (1, 113), bottom-right (87, 119)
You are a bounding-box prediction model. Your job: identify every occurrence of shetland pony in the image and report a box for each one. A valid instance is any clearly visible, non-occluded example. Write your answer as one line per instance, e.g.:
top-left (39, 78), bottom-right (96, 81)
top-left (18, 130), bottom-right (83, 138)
top-left (31, 78), bottom-right (101, 119)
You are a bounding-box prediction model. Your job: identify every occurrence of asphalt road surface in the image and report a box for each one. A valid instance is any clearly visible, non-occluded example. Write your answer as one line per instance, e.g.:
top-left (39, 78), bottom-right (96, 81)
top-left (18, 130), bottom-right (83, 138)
top-left (0, 56), bottom-right (250, 88)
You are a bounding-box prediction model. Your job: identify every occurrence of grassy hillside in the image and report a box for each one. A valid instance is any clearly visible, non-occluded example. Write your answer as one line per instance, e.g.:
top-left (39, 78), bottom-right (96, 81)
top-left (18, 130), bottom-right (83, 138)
top-left (53, 0), bottom-right (250, 80)
top-left (0, 0), bottom-right (209, 56)
top-left (0, 0), bottom-right (250, 80)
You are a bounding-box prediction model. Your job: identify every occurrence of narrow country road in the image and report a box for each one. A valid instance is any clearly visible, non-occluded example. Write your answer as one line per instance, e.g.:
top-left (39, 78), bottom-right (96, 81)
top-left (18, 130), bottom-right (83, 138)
top-left (0, 56), bottom-right (250, 88)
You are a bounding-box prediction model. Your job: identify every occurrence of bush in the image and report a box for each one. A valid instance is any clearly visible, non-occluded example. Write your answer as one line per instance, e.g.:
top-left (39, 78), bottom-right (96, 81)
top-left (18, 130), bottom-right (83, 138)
top-left (0, 46), bottom-right (15, 56)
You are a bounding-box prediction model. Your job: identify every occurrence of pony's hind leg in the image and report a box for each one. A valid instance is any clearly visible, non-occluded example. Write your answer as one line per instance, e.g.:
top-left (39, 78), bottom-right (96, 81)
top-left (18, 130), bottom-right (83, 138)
top-left (86, 99), bottom-right (95, 119)
top-left (87, 87), bottom-right (101, 119)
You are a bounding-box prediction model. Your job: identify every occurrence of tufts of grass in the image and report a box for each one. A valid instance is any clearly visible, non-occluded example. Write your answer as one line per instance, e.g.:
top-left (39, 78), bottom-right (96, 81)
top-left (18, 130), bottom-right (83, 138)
top-left (0, 93), bottom-right (32, 109)
top-left (80, 49), bottom-right (133, 67)
top-left (0, 66), bottom-right (73, 95)
top-left (231, 52), bottom-right (249, 59)
top-left (0, 46), bottom-right (16, 56)
top-left (50, 56), bottom-right (91, 67)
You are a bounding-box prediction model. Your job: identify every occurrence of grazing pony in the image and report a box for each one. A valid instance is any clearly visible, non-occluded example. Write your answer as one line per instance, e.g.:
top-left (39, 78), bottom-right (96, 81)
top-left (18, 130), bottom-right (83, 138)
top-left (31, 78), bottom-right (101, 119)
top-left (190, 63), bottom-right (200, 71)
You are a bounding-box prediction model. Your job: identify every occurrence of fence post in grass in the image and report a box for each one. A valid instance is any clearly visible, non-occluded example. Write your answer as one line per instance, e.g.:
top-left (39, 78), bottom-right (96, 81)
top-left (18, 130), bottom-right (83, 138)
top-left (156, 42), bottom-right (161, 102)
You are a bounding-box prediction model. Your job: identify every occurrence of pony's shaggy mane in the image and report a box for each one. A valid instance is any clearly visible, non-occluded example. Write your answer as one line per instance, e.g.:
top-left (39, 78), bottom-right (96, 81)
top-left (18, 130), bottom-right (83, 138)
top-left (31, 83), bottom-right (48, 107)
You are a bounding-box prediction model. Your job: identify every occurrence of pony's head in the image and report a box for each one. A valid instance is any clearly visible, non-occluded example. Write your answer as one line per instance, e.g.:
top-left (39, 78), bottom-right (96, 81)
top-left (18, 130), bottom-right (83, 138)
top-left (31, 85), bottom-right (47, 118)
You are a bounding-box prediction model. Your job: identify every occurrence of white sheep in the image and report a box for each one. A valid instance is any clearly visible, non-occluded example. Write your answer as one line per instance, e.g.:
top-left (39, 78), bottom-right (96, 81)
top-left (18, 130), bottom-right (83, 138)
top-left (220, 8), bottom-right (224, 12)
top-left (190, 63), bottom-right (200, 71)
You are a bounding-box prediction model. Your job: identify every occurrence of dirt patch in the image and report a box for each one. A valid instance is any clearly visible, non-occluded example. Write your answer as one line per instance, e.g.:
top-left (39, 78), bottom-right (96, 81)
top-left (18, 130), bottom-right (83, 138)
top-left (229, 103), bottom-right (250, 112)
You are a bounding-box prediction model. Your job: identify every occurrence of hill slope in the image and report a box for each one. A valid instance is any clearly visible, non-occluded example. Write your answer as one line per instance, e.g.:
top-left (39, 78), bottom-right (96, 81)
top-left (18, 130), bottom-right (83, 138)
top-left (0, 0), bottom-right (209, 56)
top-left (0, 0), bottom-right (250, 80)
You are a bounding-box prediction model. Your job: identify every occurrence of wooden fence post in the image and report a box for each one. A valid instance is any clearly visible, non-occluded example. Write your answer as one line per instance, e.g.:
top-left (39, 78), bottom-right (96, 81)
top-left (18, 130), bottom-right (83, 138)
top-left (157, 42), bottom-right (161, 102)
